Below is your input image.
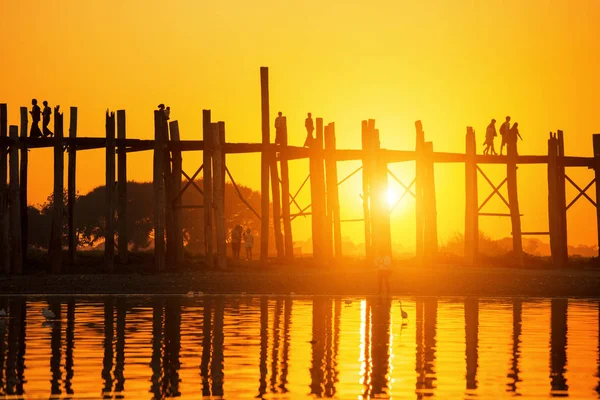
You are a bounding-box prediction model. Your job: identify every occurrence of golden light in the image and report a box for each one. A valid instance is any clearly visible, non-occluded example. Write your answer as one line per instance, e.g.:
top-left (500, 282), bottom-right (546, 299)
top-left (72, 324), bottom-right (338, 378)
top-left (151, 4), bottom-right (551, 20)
top-left (387, 188), bottom-right (399, 209)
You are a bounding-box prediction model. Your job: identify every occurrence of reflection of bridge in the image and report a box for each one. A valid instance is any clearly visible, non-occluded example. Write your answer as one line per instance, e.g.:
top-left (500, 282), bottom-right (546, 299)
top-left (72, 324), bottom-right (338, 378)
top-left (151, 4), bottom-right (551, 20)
top-left (2, 67), bottom-right (599, 272)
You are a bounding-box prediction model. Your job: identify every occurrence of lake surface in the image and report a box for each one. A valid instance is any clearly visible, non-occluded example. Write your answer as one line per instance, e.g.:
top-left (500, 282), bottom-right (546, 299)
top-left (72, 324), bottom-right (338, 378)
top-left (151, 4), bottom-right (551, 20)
top-left (0, 296), bottom-right (598, 399)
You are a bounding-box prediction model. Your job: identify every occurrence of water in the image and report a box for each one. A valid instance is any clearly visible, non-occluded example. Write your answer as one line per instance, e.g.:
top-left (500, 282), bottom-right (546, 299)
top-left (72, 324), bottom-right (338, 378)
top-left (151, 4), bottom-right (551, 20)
top-left (0, 296), bottom-right (598, 399)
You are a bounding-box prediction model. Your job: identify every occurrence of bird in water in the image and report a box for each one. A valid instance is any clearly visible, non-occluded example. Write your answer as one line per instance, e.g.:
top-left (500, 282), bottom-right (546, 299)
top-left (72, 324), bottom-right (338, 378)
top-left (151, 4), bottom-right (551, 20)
top-left (344, 300), bottom-right (352, 306)
top-left (308, 339), bottom-right (318, 345)
top-left (42, 307), bottom-right (56, 320)
top-left (0, 309), bottom-right (6, 317)
top-left (399, 301), bottom-right (408, 322)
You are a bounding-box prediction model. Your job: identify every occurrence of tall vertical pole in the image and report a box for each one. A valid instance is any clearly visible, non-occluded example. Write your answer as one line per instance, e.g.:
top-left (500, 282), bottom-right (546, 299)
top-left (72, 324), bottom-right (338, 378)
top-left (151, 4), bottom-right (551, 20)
top-left (465, 127), bottom-right (478, 265)
top-left (0, 104), bottom-right (8, 274)
top-left (50, 107), bottom-right (64, 274)
top-left (371, 126), bottom-right (392, 259)
top-left (507, 130), bottom-right (523, 265)
top-left (325, 122), bottom-right (342, 260)
top-left (117, 110), bottom-right (128, 265)
top-left (556, 130), bottom-right (568, 264)
top-left (415, 121), bottom-right (425, 260)
top-left (8, 126), bottom-right (22, 274)
top-left (169, 120), bottom-right (183, 264)
top-left (260, 67), bottom-right (271, 266)
top-left (548, 133), bottom-right (559, 265)
top-left (270, 135), bottom-right (284, 262)
top-left (213, 122), bottom-right (226, 269)
top-left (153, 110), bottom-right (166, 271)
top-left (163, 118), bottom-right (174, 265)
top-left (310, 117), bottom-right (327, 262)
top-left (202, 109), bottom-right (213, 269)
top-left (361, 120), bottom-right (372, 261)
top-left (68, 107), bottom-right (78, 267)
top-left (105, 111), bottom-right (116, 273)
top-left (593, 134), bottom-right (600, 258)
top-left (279, 117), bottom-right (294, 262)
top-left (423, 141), bottom-right (438, 255)
top-left (19, 107), bottom-right (28, 267)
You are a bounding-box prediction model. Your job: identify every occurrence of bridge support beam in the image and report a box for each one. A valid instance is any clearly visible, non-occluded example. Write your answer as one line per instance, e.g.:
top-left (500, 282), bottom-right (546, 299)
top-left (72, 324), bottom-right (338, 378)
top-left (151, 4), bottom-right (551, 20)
top-left (465, 127), bottom-right (478, 265)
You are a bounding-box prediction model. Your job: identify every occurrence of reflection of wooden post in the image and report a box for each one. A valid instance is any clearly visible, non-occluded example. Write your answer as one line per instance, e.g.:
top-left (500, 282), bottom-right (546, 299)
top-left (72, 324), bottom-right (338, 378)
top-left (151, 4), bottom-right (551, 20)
top-left (68, 107), bottom-right (78, 268)
top-left (260, 67), bottom-right (270, 266)
top-left (213, 122), bottom-right (226, 269)
top-left (593, 134), bottom-right (600, 257)
top-left (279, 117), bottom-right (294, 262)
top-left (202, 110), bottom-right (213, 269)
top-left (169, 121), bottom-right (183, 264)
top-left (105, 111), bottom-right (116, 273)
top-left (507, 132), bottom-right (523, 264)
top-left (548, 133), bottom-right (559, 265)
top-left (325, 122), bottom-right (342, 260)
top-left (0, 104), bottom-right (8, 274)
top-left (153, 110), bottom-right (166, 271)
top-left (50, 107), bottom-right (64, 274)
top-left (9, 126), bottom-right (22, 274)
top-left (415, 121), bottom-right (425, 260)
top-left (19, 107), bottom-right (28, 266)
top-left (556, 131), bottom-right (568, 264)
top-left (465, 127), bottom-right (478, 265)
top-left (361, 120), bottom-right (372, 261)
top-left (117, 110), bottom-right (128, 265)
top-left (423, 141), bottom-right (438, 256)
top-left (310, 118), bottom-right (327, 262)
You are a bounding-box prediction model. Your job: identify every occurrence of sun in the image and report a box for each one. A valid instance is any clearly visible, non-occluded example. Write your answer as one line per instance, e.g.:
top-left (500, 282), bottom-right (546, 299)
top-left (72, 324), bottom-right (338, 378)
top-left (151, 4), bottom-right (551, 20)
top-left (387, 187), bottom-right (399, 209)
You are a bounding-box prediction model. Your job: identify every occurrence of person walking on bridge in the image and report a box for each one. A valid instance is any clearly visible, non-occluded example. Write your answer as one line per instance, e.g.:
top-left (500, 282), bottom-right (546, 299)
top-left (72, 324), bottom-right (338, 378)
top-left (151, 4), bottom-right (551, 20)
top-left (42, 101), bottom-right (53, 138)
top-left (483, 118), bottom-right (497, 155)
top-left (29, 99), bottom-right (42, 138)
top-left (274, 111), bottom-right (284, 145)
top-left (304, 112), bottom-right (314, 147)
top-left (499, 116), bottom-right (511, 155)
top-left (509, 122), bottom-right (523, 155)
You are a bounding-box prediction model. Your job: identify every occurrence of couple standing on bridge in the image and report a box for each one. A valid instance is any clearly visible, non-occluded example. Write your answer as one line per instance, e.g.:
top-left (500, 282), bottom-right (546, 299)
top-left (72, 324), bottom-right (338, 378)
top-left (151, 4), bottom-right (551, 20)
top-left (29, 98), bottom-right (55, 138)
top-left (483, 116), bottom-right (523, 156)
top-left (273, 111), bottom-right (315, 147)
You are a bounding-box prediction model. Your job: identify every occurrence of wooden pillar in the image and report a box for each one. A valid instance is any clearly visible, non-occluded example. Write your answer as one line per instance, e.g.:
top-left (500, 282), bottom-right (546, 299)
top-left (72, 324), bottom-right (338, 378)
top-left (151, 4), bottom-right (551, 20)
top-left (8, 126), bottom-right (22, 274)
top-left (117, 110), bottom-right (128, 265)
top-left (67, 107), bottom-right (77, 267)
top-left (202, 109), bottom-right (213, 269)
top-left (105, 111), bottom-right (116, 273)
top-left (260, 67), bottom-right (270, 266)
top-left (548, 133), bottom-right (560, 265)
top-left (153, 110), bottom-right (166, 271)
top-left (465, 127), bottom-right (478, 265)
top-left (556, 130), bottom-right (568, 264)
top-left (310, 118), bottom-right (327, 262)
top-left (19, 107), bottom-right (28, 266)
top-left (270, 149), bottom-right (284, 262)
top-left (279, 117), bottom-right (294, 262)
top-left (0, 104), bottom-right (8, 274)
top-left (212, 122), bottom-right (226, 269)
top-left (593, 134), bottom-right (600, 258)
top-left (371, 126), bottom-right (392, 259)
top-left (163, 118), bottom-right (174, 265)
top-left (423, 141), bottom-right (438, 256)
top-left (325, 122), bottom-right (342, 260)
top-left (50, 107), bottom-right (64, 274)
top-left (415, 121), bottom-right (425, 260)
top-left (169, 120), bottom-right (184, 264)
top-left (361, 120), bottom-right (372, 261)
top-left (507, 131), bottom-right (523, 264)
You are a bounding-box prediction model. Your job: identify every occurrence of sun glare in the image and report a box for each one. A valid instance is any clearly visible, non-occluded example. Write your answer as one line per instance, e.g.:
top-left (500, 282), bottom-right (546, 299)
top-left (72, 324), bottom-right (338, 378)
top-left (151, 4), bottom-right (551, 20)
top-left (387, 188), bottom-right (399, 209)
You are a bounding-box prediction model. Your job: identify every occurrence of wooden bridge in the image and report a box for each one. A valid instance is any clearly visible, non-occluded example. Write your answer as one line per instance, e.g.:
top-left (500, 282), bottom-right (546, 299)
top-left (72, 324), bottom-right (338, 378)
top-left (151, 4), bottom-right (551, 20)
top-left (1, 66), bottom-right (599, 273)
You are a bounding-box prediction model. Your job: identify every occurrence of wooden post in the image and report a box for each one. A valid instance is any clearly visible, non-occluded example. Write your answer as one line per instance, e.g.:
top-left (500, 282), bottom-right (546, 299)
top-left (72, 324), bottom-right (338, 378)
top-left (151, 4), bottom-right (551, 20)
top-left (19, 107), bottom-right (28, 266)
top-left (371, 126), bottom-right (392, 259)
top-left (0, 104), bottom-right (8, 274)
top-left (279, 117), bottom-right (294, 262)
top-left (202, 109), bottom-right (213, 269)
top-left (548, 133), bottom-right (559, 265)
top-left (67, 107), bottom-right (77, 267)
top-left (593, 134), bottom-right (600, 258)
top-left (465, 127), bottom-right (478, 265)
top-left (50, 107), bottom-right (64, 274)
top-left (556, 130), bottom-right (568, 264)
top-left (213, 122), bottom-right (226, 269)
top-left (260, 67), bottom-right (270, 266)
top-left (415, 121), bottom-right (425, 260)
top-left (423, 141), bottom-right (438, 256)
top-left (163, 118), bottom-right (174, 265)
top-left (8, 126), bottom-right (22, 274)
top-left (310, 118), bottom-right (327, 262)
top-left (270, 139), bottom-right (284, 262)
top-left (325, 122), bottom-right (342, 260)
top-left (153, 110), bottom-right (166, 271)
top-left (169, 120), bottom-right (184, 264)
top-left (105, 111), bottom-right (116, 273)
top-left (117, 110), bottom-right (128, 265)
top-left (507, 130), bottom-right (523, 264)
top-left (361, 120), bottom-right (372, 261)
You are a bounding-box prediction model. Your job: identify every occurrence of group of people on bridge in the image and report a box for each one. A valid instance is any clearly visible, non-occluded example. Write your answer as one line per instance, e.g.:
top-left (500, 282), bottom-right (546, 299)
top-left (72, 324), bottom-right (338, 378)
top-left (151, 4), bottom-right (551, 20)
top-left (484, 116), bottom-right (523, 156)
top-left (29, 98), bottom-right (55, 138)
top-left (274, 111), bottom-right (315, 147)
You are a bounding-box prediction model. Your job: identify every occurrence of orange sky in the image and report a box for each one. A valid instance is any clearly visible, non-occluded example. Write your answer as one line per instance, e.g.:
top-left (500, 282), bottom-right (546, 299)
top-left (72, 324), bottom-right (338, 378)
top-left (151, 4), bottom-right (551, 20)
top-left (1, 0), bottom-right (600, 249)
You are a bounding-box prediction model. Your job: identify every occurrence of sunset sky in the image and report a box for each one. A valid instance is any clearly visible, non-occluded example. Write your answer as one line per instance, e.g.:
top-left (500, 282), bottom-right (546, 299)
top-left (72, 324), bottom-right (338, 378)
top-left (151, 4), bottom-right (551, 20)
top-left (1, 0), bottom-right (599, 250)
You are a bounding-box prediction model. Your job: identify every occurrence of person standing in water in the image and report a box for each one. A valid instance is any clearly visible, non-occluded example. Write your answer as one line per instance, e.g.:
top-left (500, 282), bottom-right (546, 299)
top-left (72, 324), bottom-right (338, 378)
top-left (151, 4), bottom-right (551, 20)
top-left (244, 228), bottom-right (254, 261)
top-left (42, 101), bottom-right (53, 138)
top-left (29, 99), bottom-right (42, 138)
top-left (231, 224), bottom-right (242, 260)
top-left (304, 112), bottom-right (314, 147)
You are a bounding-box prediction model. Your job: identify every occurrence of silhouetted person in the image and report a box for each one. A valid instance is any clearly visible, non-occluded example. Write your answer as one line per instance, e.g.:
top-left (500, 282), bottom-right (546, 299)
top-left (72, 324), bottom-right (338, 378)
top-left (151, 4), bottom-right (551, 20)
top-left (375, 254), bottom-right (392, 295)
top-left (509, 122), bottom-right (523, 155)
top-left (274, 111), bottom-right (284, 145)
top-left (244, 228), bottom-right (254, 260)
top-left (42, 101), bottom-right (53, 138)
top-left (499, 116), bottom-right (511, 155)
top-left (483, 118), bottom-right (497, 155)
top-left (157, 103), bottom-right (165, 112)
top-left (304, 112), bottom-right (314, 147)
top-left (165, 106), bottom-right (171, 121)
top-left (231, 224), bottom-right (242, 260)
top-left (29, 99), bottom-right (42, 138)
